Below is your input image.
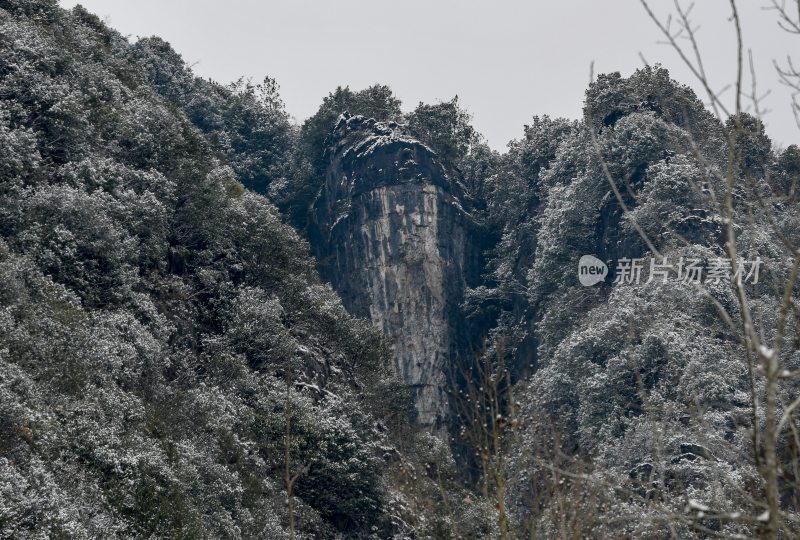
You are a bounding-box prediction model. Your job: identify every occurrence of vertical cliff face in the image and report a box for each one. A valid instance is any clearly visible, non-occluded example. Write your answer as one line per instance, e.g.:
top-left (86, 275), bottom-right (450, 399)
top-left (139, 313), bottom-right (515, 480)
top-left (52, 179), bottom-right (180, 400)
top-left (311, 114), bottom-right (474, 428)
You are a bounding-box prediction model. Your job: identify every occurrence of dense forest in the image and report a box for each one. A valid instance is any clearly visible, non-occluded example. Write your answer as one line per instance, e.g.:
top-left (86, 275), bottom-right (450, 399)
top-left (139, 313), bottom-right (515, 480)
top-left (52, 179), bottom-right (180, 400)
top-left (1, 0), bottom-right (800, 538)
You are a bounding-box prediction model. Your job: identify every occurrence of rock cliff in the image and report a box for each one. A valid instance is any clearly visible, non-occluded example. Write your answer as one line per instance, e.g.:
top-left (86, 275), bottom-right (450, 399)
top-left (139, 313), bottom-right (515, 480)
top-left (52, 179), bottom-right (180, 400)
top-left (311, 114), bottom-right (475, 428)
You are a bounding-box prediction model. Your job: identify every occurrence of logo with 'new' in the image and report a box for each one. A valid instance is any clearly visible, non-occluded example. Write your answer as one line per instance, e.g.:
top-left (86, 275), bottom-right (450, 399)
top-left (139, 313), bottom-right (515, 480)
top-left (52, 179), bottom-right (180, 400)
top-left (578, 255), bottom-right (608, 286)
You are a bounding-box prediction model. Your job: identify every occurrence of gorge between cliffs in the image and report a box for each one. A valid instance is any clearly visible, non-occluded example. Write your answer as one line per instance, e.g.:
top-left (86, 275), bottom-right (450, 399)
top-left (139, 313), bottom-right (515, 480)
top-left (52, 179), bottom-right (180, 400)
top-left (3, 3), bottom-right (799, 536)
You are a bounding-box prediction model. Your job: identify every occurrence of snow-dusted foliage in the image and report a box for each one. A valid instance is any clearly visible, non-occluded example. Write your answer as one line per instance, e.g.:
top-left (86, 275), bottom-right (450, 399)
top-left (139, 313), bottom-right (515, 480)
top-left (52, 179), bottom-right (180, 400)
top-left (3, 0), bottom-right (800, 537)
top-left (472, 66), bottom-right (800, 536)
top-left (0, 2), bottom-right (477, 537)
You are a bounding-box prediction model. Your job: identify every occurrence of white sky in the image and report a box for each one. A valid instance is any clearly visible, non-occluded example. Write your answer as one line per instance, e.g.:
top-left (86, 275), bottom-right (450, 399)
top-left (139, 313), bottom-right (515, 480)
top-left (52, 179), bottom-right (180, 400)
top-left (59, 0), bottom-right (800, 151)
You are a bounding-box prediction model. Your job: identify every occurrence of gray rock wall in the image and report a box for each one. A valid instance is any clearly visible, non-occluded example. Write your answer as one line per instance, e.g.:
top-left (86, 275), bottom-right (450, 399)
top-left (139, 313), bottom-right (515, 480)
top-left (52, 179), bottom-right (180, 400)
top-left (311, 114), bottom-right (473, 428)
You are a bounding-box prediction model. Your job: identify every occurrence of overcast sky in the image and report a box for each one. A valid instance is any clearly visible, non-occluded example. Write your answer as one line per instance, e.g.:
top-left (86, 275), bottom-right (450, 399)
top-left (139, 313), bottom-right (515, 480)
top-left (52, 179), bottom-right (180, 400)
top-left (59, 0), bottom-right (799, 151)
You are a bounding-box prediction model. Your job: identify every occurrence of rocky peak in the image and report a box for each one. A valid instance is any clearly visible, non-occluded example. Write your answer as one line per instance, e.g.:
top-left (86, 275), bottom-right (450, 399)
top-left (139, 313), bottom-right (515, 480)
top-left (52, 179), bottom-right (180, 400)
top-left (311, 114), bottom-right (475, 429)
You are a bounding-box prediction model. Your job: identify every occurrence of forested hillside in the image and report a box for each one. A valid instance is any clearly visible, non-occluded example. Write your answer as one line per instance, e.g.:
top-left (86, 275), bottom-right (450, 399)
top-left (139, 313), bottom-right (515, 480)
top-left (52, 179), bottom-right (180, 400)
top-left (484, 70), bottom-right (800, 537)
top-left (0, 2), bottom-right (482, 537)
top-left (2, 0), bottom-right (800, 538)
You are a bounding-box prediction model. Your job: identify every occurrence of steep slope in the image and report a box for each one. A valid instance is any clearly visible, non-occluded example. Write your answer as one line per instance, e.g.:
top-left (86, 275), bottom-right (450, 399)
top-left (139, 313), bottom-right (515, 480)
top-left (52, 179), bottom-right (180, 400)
top-left (311, 113), bottom-right (477, 429)
top-left (0, 2), bottom-right (460, 537)
top-left (7, 1), bottom-right (800, 537)
top-left (478, 68), bottom-right (800, 537)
